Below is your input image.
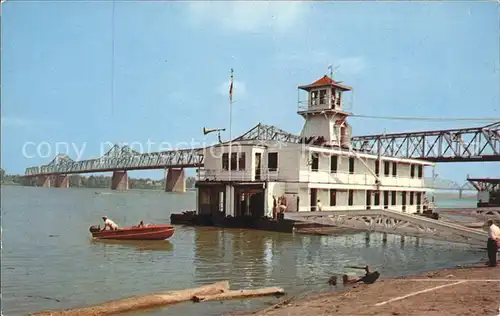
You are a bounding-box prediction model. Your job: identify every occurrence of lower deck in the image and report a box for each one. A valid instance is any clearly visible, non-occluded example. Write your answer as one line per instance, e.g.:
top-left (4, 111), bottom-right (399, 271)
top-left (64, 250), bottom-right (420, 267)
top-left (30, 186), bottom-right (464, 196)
top-left (195, 181), bottom-right (432, 220)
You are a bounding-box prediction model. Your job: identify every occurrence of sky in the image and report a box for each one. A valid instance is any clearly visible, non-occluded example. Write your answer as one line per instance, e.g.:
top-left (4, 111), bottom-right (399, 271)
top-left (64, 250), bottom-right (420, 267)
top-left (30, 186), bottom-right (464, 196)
top-left (1, 1), bottom-right (499, 184)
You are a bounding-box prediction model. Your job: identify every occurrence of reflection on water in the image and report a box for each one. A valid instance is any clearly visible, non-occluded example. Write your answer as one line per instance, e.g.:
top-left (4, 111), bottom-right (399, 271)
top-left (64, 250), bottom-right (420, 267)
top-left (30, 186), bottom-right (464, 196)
top-left (1, 186), bottom-right (483, 316)
top-left (89, 239), bottom-right (175, 252)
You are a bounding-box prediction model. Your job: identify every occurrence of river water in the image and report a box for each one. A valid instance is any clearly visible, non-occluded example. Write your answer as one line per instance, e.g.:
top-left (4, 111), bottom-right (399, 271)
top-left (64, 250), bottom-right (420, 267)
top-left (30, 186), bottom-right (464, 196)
top-left (1, 186), bottom-right (483, 316)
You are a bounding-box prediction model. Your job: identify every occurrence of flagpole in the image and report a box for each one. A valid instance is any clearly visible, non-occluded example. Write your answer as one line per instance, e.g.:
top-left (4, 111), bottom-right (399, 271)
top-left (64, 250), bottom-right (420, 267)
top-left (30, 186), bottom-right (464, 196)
top-left (229, 68), bottom-right (234, 183)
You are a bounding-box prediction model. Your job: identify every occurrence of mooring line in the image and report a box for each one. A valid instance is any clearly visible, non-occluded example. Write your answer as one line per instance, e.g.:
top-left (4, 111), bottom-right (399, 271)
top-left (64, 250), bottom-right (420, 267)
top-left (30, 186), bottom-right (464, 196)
top-left (404, 279), bottom-right (500, 282)
top-left (374, 280), bottom-right (467, 306)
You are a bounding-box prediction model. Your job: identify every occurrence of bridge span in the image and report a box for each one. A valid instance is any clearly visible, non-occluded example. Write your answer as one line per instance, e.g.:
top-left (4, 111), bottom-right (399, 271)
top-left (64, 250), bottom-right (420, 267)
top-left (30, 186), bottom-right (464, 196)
top-left (23, 121), bottom-right (499, 192)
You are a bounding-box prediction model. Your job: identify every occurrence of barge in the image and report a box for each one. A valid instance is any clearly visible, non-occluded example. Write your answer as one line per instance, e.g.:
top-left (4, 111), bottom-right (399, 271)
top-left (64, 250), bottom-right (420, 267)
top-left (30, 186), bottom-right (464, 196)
top-left (171, 74), bottom-right (436, 232)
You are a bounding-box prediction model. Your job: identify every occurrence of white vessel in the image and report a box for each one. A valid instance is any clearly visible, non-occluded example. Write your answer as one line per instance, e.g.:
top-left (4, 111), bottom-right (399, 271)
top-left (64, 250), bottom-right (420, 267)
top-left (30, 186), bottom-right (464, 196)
top-left (195, 75), bottom-right (434, 220)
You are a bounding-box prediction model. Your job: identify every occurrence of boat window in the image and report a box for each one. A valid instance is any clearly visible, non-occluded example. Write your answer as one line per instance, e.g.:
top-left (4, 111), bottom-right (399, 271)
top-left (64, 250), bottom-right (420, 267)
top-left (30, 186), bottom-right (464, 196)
top-left (330, 156), bottom-right (338, 173)
top-left (410, 192), bottom-right (414, 205)
top-left (330, 189), bottom-right (337, 206)
top-left (383, 191), bottom-right (389, 209)
top-left (230, 153), bottom-right (237, 171)
top-left (311, 153), bottom-right (319, 172)
top-left (391, 191), bottom-right (397, 205)
top-left (238, 152), bottom-right (246, 170)
top-left (222, 153), bottom-right (229, 170)
top-left (417, 165), bottom-right (423, 178)
top-left (348, 190), bottom-right (354, 206)
top-left (410, 165), bottom-right (415, 178)
top-left (374, 192), bottom-right (380, 206)
top-left (384, 161), bottom-right (390, 176)
top-left (268, 152), bottom-right (278, 171)
top-left (349, 157), bottom-right (355, 174)
top-left (392, 162), bottom-right (397, 176)
top-left (375, 160), bottom-right (380, 176)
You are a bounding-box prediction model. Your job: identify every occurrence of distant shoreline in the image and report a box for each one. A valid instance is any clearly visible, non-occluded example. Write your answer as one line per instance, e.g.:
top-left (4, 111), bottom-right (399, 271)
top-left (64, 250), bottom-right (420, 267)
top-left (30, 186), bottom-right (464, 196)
top-left (0, 182), bottom-right (473, 198)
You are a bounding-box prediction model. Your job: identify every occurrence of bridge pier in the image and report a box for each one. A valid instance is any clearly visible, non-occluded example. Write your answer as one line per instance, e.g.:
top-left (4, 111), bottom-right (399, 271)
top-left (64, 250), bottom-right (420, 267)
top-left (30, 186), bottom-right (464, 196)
top-left (37, 175), bottom-right (51, 188)
top-left (165, 168), bottom-right (185, 193)
top-left (54, 175), bottom-right (69, 188)
top-left (458, 189), bottom-right (463, 199)
top-left (111, 171), bottom-right (128, 191)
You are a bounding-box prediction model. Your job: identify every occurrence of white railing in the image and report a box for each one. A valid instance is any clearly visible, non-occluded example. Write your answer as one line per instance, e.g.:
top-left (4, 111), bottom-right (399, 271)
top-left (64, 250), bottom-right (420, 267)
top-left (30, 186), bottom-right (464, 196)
top-left (297, 99), bottom-right (344, 112)
top-left (300, 169), bottom-right (428, 188)
top-left (197, 167), bottom-right (431, 189)
top-left (197, 168), bottom-right (285, 182)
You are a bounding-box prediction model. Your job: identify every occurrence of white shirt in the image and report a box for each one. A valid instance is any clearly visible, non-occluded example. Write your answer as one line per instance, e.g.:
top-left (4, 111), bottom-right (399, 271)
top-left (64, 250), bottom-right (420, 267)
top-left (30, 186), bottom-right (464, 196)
top-left (105, 218), bottom-right (118, 230)
top-left (488, 224), bottom-right (500, 240)
top-left (317, 202), bottom-right (323, 211)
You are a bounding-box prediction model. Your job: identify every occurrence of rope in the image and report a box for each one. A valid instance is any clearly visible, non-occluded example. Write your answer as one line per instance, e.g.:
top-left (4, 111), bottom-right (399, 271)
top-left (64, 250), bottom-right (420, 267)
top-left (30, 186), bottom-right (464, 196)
top-left (350, 114), bottom-right (499, 122)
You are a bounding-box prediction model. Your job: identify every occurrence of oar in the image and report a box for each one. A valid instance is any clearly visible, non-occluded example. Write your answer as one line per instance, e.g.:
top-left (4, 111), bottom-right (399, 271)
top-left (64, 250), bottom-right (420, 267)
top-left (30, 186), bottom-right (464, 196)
top-left (346, 265), bottom-right (368, 270)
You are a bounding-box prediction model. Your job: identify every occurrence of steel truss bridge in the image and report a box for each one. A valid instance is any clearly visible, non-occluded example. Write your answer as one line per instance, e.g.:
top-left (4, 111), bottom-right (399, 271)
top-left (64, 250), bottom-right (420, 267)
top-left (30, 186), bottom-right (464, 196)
top-left (351, 121), bottom-right (500, 163)
top-left (25, 121), bottom-right (499, 183)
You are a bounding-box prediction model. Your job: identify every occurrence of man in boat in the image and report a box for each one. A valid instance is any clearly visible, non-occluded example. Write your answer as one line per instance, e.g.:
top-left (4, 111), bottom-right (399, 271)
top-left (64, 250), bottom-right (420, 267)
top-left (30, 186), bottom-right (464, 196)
top-left (101, 216), bottom-right (119, 231)
top-left (136, 220), bottom-right (148, 228)
top-left (342, 265), bottom-right (380, 285)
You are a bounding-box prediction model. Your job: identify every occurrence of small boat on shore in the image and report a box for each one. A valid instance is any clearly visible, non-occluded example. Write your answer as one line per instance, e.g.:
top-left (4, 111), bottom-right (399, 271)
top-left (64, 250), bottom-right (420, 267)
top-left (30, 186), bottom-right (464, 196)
top-left (89, 224), bottom-right (175, 240)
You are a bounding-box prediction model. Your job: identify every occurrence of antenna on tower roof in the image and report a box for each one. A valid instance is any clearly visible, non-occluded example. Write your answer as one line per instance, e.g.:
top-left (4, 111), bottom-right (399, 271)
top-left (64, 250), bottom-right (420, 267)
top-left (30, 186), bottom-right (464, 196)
top-left (328, 64), bottom-right (340, 79)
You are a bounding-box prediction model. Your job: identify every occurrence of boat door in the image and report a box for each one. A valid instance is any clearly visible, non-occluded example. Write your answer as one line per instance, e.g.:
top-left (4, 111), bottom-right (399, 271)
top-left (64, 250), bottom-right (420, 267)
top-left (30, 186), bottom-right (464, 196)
top-left (310, 188), bottom-right (317, 212)
top-left (402, 191), bottom-right (407, 211)
top-left (255, 153), bottom-right (261, 180)
top-left (366, 190), bottom-right (372, 210)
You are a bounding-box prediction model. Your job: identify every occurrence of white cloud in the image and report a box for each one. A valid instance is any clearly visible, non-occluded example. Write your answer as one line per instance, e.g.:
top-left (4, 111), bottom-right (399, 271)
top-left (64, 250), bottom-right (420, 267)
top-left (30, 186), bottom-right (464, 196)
top-left (216, 79), bottom-right (247, 100)
top-left (186, 1), bottom-right (308, 34)
top-left (1, 116), bottom-right (57, 128)
top-left (1, 116), bottom-right (31, 128)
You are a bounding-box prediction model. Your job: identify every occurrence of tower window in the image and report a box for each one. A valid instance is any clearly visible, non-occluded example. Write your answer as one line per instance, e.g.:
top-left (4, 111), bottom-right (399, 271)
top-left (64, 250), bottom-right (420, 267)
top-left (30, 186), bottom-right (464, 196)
top-left (319, 89), bottom-right (327, 104)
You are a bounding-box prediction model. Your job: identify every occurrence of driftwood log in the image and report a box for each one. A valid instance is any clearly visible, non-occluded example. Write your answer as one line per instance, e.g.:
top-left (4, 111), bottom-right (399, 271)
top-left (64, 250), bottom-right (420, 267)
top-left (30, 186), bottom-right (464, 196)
top-left (31, 281), bottom-right (230, 316)
top-left (191, 287), bottom-right (285, 303)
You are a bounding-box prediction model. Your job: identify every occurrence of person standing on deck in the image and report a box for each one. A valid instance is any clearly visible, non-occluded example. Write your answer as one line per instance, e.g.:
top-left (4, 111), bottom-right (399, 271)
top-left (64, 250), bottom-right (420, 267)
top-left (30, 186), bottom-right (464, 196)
top-left (272, 195), bottom-right (278, 220)
top-left (317, 199), bottom-right (323, 212)
top-left (279, 195), bottom-right (288, 213)
top-left (101, 216), bottom-right (119, 231)
top-left (486, 220), bottom-right (500, 267)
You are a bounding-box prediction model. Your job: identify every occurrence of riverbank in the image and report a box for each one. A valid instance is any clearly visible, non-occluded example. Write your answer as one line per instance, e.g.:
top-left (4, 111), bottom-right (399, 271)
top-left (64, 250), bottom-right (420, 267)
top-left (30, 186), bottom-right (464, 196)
top-left (239, 263), bottom-right (500, 316)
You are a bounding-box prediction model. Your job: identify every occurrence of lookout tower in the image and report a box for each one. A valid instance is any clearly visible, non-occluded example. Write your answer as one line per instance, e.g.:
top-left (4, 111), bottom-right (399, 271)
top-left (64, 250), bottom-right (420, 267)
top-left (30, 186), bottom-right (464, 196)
top-left (297, 75), bottom-right (353, 147)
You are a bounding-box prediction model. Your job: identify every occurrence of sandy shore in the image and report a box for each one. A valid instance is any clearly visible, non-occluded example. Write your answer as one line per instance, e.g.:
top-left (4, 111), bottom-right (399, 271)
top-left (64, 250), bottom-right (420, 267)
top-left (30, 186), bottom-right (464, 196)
top-left (238, 263), bottom-right (500, 316)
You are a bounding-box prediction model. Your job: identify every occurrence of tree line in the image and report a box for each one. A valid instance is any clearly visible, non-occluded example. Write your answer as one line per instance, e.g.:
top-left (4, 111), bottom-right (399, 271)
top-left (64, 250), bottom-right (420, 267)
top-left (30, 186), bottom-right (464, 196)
top-left (0, 168), bottom-right (196, 190)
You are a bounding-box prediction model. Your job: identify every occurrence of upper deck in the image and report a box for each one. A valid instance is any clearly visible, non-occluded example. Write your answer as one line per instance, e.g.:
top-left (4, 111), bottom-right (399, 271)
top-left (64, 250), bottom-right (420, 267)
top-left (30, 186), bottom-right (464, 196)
top-left (198, 141), bottom-right (434, 191)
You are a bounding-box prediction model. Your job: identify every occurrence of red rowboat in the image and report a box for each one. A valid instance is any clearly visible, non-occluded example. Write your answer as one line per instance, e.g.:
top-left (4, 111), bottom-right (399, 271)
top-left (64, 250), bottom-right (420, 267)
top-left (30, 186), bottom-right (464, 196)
top-left (89, 224), bottom-right (175, 240)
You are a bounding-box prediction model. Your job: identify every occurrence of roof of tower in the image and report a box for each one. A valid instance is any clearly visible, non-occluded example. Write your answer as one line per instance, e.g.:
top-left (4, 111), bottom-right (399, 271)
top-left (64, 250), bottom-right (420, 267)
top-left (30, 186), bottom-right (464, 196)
top-left (298, 75), bottom-right (352, 91)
